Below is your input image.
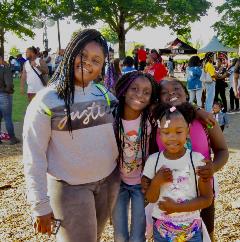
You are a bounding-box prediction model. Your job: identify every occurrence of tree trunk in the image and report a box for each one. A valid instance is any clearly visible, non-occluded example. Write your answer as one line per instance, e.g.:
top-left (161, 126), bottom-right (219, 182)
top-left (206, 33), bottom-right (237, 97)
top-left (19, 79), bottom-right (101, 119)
top-left (118, 11), bottom-right (126, 59)
top-left (0, 28), bottom-right (4, 58)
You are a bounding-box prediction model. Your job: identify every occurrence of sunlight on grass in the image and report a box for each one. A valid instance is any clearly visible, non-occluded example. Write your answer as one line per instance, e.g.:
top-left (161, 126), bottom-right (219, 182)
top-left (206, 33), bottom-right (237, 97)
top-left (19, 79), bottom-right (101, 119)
top-left (12, 78), bottom-right (28, 122)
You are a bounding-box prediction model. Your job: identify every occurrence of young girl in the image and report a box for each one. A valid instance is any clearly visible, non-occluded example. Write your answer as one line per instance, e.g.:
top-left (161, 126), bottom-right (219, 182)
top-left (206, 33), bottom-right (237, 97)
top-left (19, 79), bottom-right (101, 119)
top-left (23, 29), bottom-right (120, 242)
top-left (143, 103), bottom-right (213, 241)
top-left (155, 78), bottom-right (229, 241)
top-left (112, 71), bottom-right (158, 242)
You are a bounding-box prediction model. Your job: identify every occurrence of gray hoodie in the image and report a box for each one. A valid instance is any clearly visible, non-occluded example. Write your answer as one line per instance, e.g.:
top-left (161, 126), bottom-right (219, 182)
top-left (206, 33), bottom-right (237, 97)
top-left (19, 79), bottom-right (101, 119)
top-left (23, 83), bottom-right (118, 216)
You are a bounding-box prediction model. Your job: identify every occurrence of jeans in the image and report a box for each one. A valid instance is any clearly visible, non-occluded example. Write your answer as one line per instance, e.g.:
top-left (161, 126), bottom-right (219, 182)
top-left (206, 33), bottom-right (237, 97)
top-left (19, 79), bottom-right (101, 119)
top-left (229, 87), bottom-right (239, 110)
top-left (153, 222), bottom-right (203, 242)
top-left (214, 81), bottom-right (227, 112)
top-left (48, 167), bottom-right (120, 242)
top-left (205, 82), bottom-right (216, 112)
top-left (0, 93), bottom-right (15, 138)
top-left (112, 182), bottom-right (146, 242)
top-left (189, 89), bottom-right (203, 107)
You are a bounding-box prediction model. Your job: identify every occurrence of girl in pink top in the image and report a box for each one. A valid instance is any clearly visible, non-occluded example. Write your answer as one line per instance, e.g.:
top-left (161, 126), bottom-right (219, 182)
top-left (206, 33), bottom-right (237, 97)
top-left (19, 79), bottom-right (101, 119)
top-left (145, 78), bottom-right (228, 241)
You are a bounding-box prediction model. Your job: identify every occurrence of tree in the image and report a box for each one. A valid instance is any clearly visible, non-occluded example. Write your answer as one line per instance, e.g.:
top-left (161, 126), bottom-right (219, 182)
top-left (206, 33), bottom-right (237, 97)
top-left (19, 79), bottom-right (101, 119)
top-left (9, 46), bottom-right (21, 57)
top-left (177, 32), bottom-right (192, 46)
top-left (62, 0), bottom-right (211, 58)
top-left (213, 0), bottom-right (240, 49)
top-left (0, 0), bottom-right (39, 57)
top-left (100, 25), bottom-right (118, 45)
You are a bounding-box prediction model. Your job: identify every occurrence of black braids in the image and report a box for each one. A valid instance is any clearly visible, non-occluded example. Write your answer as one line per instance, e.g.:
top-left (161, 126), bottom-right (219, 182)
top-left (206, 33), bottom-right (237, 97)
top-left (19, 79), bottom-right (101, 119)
top-left (48, 29), bottom-right (109, 133)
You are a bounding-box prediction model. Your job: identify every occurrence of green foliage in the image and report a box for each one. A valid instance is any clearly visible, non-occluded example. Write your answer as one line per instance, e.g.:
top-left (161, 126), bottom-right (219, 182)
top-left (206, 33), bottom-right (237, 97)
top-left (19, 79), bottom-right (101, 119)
top-left (213, 0), bottom-right (240, 48)
top-left (59, 0), bottom-right (211, 58)
top-left (9, 46), bottom-right (21, 57)
top-left (177, 32), bottom-right (192, 46)
top-left (100, 25), bottom-right (118, 44)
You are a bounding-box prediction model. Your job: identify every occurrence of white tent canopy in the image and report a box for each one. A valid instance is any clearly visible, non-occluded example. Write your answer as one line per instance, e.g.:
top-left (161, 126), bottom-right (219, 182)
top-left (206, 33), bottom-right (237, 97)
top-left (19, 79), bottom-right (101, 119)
top-left (198, 36), bottom-right (237, 53)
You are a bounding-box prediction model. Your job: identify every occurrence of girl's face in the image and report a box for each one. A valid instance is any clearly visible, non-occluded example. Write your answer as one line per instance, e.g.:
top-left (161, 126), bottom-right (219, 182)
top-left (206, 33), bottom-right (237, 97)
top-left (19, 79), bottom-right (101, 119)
top-left (213, 104), bottom-right (221, 114)
top-left (160, 115), bottom-right (189, 155)
top-left (124, 77), bottom-right (152, 112)
top-left (159, 80), bottom-right (187, 106)
top-left (74, 41), bottom-right (105, 87)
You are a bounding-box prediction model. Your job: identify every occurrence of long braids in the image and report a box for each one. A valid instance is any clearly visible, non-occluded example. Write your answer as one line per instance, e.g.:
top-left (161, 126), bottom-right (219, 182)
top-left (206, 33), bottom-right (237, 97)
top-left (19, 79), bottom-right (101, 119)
top-left (48, 29), bottom-right (109, 133)
top-left (114, 71), bottom-right (158, 168)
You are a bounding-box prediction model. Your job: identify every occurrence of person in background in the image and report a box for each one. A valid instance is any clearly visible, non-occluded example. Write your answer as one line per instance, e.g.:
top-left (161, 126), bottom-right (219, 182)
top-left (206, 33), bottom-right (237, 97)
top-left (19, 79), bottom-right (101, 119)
top-left (186, 56), bottom-right (202, 107)
top-left (20, 46), bottom-right (48, 102)
top-left (214, 58), bottom-right (228, 112)
top-left (212, 101), bottom-right (229, 131)
top-left (121, 56), bottom-right (136, 74)
top-left (54, 49), bottom-right (64, 71)
top-left (16, 54), bottom-right (26, 70)
top-left (132, 47), bottom-right (139, 70)
top-left (144, 52), bottom-right (167, 83)
top-left (42, 50), bottom-right (53, 77)
top-left (0, 56), bottom-right (20, 145)
top-left (233, 58), bottom-right (240, 99)
top-left (228, 58), bottom-right (239, 112)
top-left (167, 57), bottom-right (174, 77)
top-left (204, 52), bottom-right (216, 112)
top-left (138, 46), bottom-right (147, 71)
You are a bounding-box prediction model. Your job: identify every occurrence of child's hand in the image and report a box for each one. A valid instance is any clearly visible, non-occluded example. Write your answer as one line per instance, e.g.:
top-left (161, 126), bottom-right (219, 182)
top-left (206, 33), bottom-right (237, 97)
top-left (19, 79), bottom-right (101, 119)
top-left (196, 159), bottom-right (214, 182)
top-left (152, 166), bottom-right (173, 186)
top-left (196, 109), bottom-right (216, 127)
top-left (158, 197), bottom-right (178, 214)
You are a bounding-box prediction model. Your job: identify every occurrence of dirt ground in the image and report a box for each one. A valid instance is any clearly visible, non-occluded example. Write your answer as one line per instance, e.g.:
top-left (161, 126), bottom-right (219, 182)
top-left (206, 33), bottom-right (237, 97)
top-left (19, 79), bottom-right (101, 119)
top-left (0, 112), bottom-right (239, 242)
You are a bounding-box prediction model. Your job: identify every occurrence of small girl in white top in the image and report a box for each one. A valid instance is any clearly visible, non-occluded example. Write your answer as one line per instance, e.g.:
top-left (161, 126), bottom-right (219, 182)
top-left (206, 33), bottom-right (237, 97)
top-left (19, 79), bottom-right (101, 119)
top-left (142, 103), bottom-right (213, 242)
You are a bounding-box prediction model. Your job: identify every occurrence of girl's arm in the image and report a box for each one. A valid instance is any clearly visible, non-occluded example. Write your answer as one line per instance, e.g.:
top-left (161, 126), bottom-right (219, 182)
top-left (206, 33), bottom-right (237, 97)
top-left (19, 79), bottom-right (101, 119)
top-left (159, 177), bottom-right (213, 214)
top-left (197, 123), bottom-right (229, 179)
top-left (143, 167), bottom-right (173, 203)
top-left (195, 108), bottom-right (216, 127)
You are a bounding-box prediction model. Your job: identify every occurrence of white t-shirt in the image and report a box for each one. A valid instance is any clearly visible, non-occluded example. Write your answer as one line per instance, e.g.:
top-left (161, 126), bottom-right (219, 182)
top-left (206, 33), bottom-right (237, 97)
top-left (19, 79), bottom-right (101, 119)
top-left (25, 58), bottom-right (45, 93)
top-left (143, 149), bottom-right (205, 224)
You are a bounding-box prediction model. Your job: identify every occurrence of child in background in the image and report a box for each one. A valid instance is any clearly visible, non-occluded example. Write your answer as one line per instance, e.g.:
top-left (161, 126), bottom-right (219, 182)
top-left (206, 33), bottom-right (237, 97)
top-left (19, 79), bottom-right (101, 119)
top-left (142, 103), bottom-right (213, 242)
top-left (121, 56), bottom-right (136, 74)
top-left (212, 101), bottom-right (229, 131)
top-left (112, 71), bottom-right (158, 242)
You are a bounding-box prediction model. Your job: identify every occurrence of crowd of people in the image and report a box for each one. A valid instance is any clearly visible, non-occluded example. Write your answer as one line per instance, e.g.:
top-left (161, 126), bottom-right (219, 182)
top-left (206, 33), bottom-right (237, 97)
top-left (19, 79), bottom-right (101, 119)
top-left (0, 47), bottom-right (65, 144)
top-left (0, 28), bottom-right (239, 242)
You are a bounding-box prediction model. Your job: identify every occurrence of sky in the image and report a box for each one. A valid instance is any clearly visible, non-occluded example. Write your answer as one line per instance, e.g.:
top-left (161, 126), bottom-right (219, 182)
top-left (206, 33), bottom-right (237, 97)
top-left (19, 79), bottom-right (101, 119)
top-left (5, 0), bottom-right (225, 55)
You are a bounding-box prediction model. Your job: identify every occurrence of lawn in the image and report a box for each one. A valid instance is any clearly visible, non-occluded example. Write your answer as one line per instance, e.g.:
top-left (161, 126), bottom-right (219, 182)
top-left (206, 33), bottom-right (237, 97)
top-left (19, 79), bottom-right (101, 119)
top-left (12, 77), bottom-right (28, 122)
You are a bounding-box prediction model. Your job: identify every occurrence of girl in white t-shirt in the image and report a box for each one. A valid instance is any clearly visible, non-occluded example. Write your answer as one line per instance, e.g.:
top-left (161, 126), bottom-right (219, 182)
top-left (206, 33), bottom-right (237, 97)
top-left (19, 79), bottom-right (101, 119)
top-left (142, 103), bottom-right (213, 242)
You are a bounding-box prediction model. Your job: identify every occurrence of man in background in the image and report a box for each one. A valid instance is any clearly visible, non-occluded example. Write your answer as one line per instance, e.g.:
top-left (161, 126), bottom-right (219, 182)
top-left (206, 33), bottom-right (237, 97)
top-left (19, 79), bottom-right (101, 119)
top-left (0, 56), bottom-right (20, 145)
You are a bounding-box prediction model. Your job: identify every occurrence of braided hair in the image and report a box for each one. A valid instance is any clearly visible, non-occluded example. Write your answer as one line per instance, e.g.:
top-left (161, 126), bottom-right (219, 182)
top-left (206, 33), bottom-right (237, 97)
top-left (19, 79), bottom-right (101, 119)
top-left (49, 29), bottom-right (109, 133)
top-left (114, 71), bottom-right (158, 168)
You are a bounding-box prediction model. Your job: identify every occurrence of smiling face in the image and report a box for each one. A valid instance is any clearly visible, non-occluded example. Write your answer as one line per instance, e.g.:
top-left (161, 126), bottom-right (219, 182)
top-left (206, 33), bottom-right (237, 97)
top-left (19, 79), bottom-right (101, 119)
top-left (159, 80), bottom-right (187, 106)
top-left (74, 41), bottom-right (105, 87)
top-left (124, 76), bottom-right (152, 116)
top-left (160, 114), bottom-right (189, 156)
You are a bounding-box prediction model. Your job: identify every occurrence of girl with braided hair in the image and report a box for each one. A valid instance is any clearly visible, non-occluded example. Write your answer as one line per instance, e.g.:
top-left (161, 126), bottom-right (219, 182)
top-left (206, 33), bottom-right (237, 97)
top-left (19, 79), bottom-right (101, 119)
top-left (23, 29), bottom-right (120, 242)
top-left (112, 71), bottom-right (158, 242)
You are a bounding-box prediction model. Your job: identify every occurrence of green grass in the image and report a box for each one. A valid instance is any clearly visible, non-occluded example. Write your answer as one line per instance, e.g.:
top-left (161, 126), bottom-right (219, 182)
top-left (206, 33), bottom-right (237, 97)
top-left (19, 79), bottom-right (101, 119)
top-left (12, 77), bottom-right (28, 122)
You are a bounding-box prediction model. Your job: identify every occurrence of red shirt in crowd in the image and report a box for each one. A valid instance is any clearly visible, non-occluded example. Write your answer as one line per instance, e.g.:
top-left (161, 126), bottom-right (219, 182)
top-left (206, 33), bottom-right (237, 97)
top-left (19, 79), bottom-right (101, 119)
top-left (138, 49), bottom-right (147, 62)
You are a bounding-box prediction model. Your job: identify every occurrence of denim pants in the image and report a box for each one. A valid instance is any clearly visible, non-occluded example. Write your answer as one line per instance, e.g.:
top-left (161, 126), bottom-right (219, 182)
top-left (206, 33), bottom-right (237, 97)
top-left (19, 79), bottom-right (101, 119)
top-left (0, 93), bottom-right (15, 138)
top-left (112, 182), bottom-right (146, 242)
top-left (48, 167), bottom-right (121, 242)
top-left (205, 82), bottom-right (216, 112)
top-left (153, 222), bottom-right (203, 242)
top-left (189, 89), bottom-right (203, 107)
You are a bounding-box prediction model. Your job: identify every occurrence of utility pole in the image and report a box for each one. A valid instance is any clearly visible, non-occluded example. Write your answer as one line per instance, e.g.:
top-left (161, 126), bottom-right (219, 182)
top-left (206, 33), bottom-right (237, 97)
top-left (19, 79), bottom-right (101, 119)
top-left (57, 19), bottom-right (61, 50)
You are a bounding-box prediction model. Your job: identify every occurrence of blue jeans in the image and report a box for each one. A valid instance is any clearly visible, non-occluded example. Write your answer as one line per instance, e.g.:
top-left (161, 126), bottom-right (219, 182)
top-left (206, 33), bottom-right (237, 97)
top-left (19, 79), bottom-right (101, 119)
top-left (112, 182), bottom-right (146, 242)
top-left (0, 93), bottom-right (15, 138)
top-left (205, 82), bottom-right (215, 112)
top-left (153, 221), bottom-right (203, 242)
